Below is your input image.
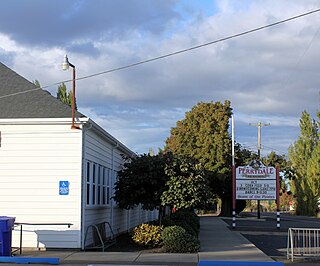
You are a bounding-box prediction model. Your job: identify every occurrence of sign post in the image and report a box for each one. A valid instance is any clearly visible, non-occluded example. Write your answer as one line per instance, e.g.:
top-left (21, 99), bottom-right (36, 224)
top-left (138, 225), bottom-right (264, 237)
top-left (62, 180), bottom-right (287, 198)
top-left (276, 166), bottom-right (280, 229)
top-left (232, 165), bottom-right (236, 229)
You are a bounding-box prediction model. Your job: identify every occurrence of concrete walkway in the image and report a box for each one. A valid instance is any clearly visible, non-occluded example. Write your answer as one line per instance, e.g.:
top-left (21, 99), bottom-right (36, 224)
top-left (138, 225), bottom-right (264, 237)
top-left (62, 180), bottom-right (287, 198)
top-left (198, 216), bottom-right (272, 262)
top-left (13, 216), bottom-right (274, 265)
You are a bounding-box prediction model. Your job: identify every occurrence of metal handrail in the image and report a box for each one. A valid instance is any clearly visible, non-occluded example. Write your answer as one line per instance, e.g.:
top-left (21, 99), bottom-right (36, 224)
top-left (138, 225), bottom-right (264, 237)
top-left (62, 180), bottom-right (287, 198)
top-left (287, 227), bottom-right (320, 261)
top-left (83, 221), bottom-right (115, 251)
top-left (12, 222), bottom-right (73, 255)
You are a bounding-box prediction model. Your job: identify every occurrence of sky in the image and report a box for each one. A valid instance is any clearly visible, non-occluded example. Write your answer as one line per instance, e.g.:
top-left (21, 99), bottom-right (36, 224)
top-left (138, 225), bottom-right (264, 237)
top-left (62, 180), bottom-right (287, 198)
top-left (0, 0), bottom-right (319, 157)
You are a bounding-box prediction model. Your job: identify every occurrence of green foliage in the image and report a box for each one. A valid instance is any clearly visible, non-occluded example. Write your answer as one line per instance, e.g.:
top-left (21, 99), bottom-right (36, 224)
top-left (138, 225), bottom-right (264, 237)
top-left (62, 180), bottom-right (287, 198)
top-left (289, 111), bottom-right (319, 216)
top-left (113, 153), bottom-right (172, 210)
top-left (261, 151), bottom-right (291, 197)
top-left (56, 82), bottom-right (77, 110)
top-left (165, 101), bottom-right (232, 173)
top-left (161, 225), bottom-right (200, 253)
top-left (165, 101), bottom-right (233, 216)
top-left (33, 80), bottom-right (41, 88)
top-left (162, 210), bottom-right (200, 237)
top-left (132, 224), bottom-right (163, 247)
top-left (161, 157), bottom-right (212, 211)
top-left (234, 142), bottom-right (257, 166)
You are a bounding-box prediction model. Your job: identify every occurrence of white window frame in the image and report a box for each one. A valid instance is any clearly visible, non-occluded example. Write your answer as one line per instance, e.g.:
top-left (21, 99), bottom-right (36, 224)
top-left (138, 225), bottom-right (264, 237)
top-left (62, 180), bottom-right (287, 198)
top-left (86, 160), bottom-right (112, 207)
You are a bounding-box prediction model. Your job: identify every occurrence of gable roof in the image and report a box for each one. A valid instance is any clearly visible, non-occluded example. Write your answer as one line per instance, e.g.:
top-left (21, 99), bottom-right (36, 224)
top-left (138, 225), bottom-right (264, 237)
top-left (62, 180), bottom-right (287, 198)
top-left (0, 62), bottom-right (85, 119)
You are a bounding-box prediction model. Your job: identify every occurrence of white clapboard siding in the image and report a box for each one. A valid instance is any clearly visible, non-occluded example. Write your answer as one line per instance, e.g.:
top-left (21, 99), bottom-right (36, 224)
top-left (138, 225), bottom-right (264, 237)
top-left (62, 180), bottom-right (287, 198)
top-left (82, 127), bottom-right (115, 247)
top-left (0, 123), bottom-right (82, 249)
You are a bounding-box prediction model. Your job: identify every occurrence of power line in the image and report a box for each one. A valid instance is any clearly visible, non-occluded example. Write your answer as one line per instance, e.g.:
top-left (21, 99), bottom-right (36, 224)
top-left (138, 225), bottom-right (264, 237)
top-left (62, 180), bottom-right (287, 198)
top-left (43, 8), bottom-right (320, 88)
top-left (1, 7), bottom-right (320, 100)
top-left (261, 144), bottom-right (288, 155)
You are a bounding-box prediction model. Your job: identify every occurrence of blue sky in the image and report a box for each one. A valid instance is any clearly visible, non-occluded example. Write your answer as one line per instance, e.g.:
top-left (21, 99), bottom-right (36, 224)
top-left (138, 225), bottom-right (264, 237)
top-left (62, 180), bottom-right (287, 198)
top-left (0, 0), bottom-right (319, 156)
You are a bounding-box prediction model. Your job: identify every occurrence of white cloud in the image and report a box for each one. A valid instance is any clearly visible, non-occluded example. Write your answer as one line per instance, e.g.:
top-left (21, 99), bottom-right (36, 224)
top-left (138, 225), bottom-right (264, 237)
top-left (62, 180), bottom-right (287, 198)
top-left (1, 0), bottom-right (319, 154)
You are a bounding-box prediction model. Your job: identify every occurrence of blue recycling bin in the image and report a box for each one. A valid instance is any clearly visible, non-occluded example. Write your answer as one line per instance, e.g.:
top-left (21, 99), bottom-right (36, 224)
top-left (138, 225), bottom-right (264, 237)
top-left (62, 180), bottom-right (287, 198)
top-left (0, 216), bottom-right (15, 256)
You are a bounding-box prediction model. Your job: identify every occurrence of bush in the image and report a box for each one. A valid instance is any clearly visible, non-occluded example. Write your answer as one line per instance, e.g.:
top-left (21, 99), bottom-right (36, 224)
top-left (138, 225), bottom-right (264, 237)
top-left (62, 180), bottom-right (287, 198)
top-left (132, 224), bottom-right (163, 247)
top-left (161, 225), bottom-right (200, 253)
top-left (162, 210), bottom-right (200, 237)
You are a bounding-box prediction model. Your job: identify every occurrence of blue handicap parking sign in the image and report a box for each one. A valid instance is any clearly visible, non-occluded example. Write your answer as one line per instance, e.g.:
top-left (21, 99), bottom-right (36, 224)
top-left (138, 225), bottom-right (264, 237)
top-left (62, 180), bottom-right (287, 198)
top-left (59, 181), bottom-right (69, 195)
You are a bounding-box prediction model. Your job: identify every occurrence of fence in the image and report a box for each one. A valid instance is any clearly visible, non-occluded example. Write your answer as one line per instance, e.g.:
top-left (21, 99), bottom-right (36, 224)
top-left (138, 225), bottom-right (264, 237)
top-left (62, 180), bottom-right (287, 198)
top-left (287, 228), bottom-right (320, 261)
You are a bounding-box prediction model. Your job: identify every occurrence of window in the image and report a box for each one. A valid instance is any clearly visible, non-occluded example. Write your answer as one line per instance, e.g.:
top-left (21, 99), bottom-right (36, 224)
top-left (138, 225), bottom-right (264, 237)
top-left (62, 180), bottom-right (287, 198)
top-left (92, 164), bottom-right (96, 205)
top-left (86, 162), bottom-right (91, 205)
top-left (86, 160), bottom-right (112, 207)
top-left (102, 168), bottom-right (110, 205)
top-left (97, 165), bottom-right (101, 205)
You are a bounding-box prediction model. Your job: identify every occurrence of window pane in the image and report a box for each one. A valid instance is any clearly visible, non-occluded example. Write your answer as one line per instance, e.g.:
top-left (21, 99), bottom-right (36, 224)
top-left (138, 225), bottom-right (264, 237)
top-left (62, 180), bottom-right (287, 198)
top-left (98, 166), bottom-right (101, 185)
top-left (86, 184), bottom-right (90, 205)
top-left (107, 169), bottom-right (110, 185)
top-left (98, 186), bottom-right (101, 205)
top-left (93, 164), bottom-right (96, 183)
top-left (107, 187), bottom-right (110, 205)
top-left (92, 185), bottom-right (96, 205)
top-left (102, 187), bottom-right (106, 205)
top-left (86, 162), bottom-right (90, 182)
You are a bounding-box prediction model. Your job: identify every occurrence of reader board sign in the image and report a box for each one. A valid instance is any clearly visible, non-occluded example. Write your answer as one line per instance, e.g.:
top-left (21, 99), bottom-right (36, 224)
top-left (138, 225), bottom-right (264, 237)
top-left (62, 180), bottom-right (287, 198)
top-left (236, 160), bottom-right (276, 200)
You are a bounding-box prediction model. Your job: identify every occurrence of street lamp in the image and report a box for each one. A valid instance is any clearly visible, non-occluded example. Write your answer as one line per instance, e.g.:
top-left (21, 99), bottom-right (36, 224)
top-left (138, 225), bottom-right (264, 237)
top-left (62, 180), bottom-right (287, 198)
top-left (62, 55), bottom-right (78, 129)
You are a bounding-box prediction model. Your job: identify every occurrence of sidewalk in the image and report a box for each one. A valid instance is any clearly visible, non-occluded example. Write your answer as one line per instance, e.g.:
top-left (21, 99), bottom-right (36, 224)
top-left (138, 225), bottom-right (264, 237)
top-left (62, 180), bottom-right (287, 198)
top-left (198, 215), bottom-right (273, 262)
top-left (13, 216), bottom-right (274, 265)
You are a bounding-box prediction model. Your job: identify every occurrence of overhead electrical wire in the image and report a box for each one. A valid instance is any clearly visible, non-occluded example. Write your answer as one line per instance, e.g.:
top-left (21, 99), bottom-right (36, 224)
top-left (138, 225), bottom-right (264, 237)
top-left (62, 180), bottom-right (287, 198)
top-left (261, 144), bottom-right (288, 156)
top-left (1, 7), bottom-right (320, 100)
top-left (43, 8), bottom-right (320, 88)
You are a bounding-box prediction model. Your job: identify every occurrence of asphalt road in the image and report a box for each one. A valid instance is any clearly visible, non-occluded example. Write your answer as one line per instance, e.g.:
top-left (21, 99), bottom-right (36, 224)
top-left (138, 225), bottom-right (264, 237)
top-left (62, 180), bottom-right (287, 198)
top-left (223, 212), bottom-right (320, 259)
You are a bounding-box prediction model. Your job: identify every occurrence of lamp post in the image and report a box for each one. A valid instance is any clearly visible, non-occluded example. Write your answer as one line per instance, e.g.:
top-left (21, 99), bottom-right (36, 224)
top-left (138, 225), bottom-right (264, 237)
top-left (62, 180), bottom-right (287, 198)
top-left (62, 55), bottom-right (78, 129)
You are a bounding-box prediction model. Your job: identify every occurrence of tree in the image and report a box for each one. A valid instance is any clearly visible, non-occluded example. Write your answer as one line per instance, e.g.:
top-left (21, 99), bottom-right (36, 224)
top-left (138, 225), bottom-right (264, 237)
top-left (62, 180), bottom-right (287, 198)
top-left (165, 101), bottom-right (233, 216)
top-left (113, 153), bottom-right (171, 211)
top-left (234, 142), bottom-right (257, 166)
top-left (305, 111), bottom-right (320, 215)
top-left (57, 83), bottom-right (77, 110)
top-left (161, 156), bottom-right (212, 210)
top-left (33, 80), bottom-right (41, 88)
top-left (289, 111), bottom-right (319, 215)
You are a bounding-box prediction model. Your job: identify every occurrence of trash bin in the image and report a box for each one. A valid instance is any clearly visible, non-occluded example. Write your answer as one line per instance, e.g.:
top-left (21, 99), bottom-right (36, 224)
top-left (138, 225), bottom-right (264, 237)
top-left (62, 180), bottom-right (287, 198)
top-left (0, 216), bottom-right (15, 256)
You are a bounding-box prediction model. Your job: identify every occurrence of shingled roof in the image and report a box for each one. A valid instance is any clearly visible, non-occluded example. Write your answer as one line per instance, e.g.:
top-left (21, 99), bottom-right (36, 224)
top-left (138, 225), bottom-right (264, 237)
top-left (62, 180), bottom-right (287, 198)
top-left (0, 62), bottom-right (85, 119)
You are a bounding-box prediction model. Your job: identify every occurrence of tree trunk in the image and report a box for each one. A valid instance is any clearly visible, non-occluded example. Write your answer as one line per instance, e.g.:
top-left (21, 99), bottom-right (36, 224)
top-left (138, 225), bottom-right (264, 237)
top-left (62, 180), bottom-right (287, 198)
top-left (219, 197), bottom-right (232, 217)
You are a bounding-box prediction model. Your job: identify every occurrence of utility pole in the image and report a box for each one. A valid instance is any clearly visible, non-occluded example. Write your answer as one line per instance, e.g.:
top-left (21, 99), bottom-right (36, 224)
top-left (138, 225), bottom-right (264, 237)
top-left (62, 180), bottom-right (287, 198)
top-left (249, 122), bottom-right (270, 219)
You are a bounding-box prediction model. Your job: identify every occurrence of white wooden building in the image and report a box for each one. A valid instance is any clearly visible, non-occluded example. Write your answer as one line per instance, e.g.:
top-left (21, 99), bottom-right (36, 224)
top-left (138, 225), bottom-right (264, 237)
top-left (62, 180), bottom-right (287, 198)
top-left (0, 63), bottom-right (158, 250)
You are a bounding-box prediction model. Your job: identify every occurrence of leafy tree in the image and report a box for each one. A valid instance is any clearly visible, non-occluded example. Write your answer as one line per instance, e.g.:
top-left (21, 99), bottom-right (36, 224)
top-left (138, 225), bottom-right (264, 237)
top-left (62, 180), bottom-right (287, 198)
top-left (262, 151), bottom-right (287, 169)
top-left (161, 156), bottom-right (212, 210)
top-left (280, 191), bottom-right (293, 211)
top-left (33, 80), bottom-right (41, 88)
top-left (262, 151), bottom-right (290, 192)
top-left (166, 101), bottom-right (232, 173)
top-left (57, 83), bottom-right (77, 110)
top-left (165, 101), bottom-right (233, 216)
top-left (305, 111), bottom-right (320, 215)
top-left (234, 142), bottom-right (257, 166)
top-left (289, 111), bottom-right (319, 215)
top-left (261, 151), bottom-right (293, 212)
top-left (113, 153), bottom-right (171, 212)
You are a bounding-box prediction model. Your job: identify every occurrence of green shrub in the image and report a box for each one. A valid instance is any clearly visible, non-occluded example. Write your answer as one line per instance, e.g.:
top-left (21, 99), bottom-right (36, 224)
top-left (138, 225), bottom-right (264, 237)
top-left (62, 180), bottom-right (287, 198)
top-left (161, 225), bottom-right (200, 253)
top-left (162, 210), bottom-right (200, 237)
top-left (132, 224), bottom-right (163, 247)
top-left (173, 210), bottom-right (200, 229)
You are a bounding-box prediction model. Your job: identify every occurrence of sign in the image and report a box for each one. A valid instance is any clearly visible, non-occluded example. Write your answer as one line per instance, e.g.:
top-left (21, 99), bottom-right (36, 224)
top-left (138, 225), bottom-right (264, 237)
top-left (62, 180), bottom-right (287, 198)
top-left (59, 181), bottom-right (69, 195)
top-left (236, 160), bottom-right (276, 200)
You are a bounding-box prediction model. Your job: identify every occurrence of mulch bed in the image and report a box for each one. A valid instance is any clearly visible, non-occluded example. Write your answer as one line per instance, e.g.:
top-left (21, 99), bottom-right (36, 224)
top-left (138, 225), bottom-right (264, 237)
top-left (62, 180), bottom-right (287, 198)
top-left (106, 233), bottom-right (161, 253)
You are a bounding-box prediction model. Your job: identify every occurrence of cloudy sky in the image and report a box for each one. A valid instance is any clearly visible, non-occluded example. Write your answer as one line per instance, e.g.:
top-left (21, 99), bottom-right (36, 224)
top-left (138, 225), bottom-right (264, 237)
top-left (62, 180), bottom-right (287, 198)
top-left (0, 0), bottom-right (319, 156)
